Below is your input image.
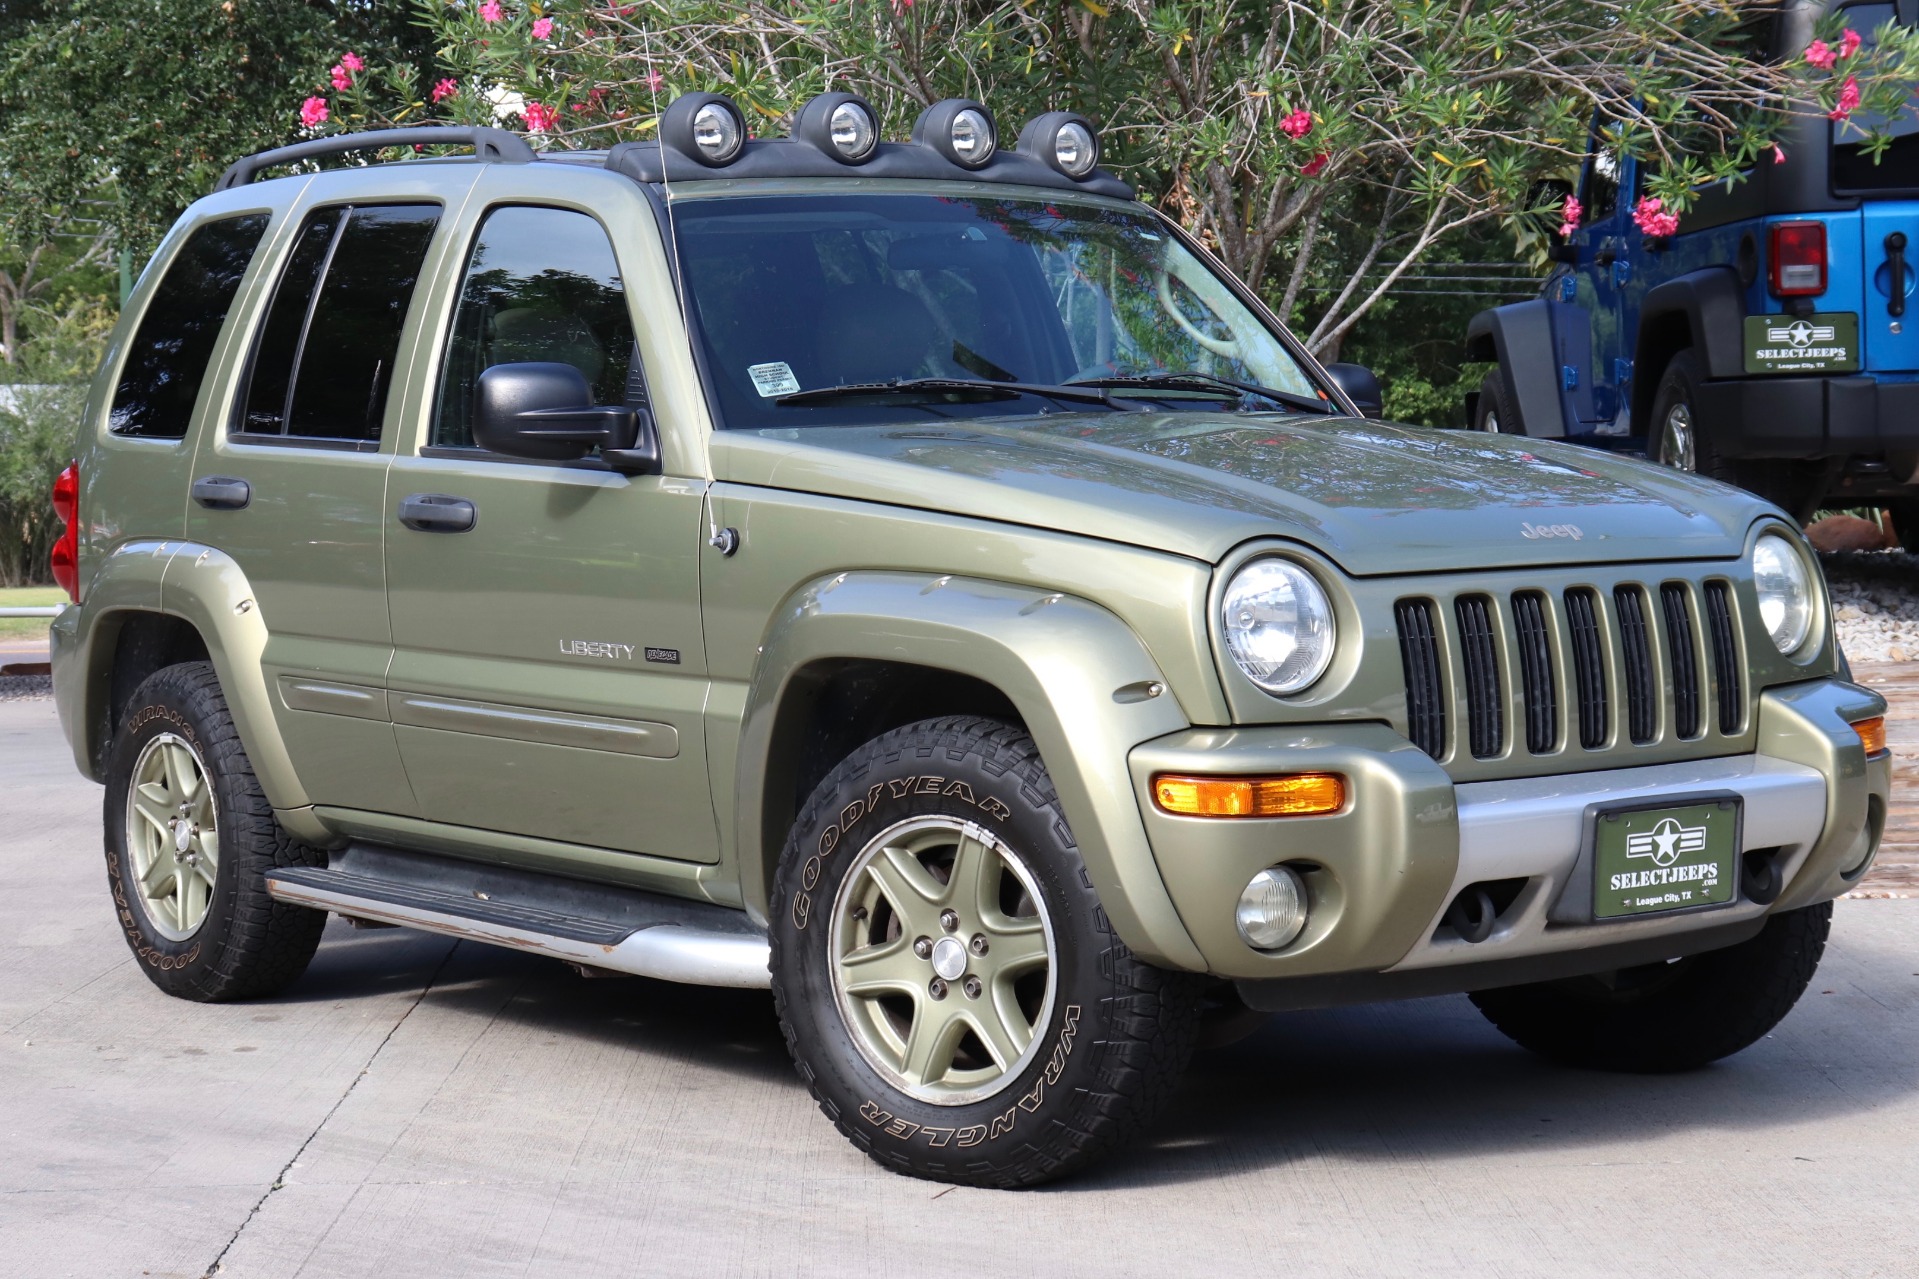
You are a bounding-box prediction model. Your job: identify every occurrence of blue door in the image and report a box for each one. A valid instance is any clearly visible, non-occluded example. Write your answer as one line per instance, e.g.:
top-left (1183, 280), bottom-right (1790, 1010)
top-left (1563, 136), bottom-right (1641, 434)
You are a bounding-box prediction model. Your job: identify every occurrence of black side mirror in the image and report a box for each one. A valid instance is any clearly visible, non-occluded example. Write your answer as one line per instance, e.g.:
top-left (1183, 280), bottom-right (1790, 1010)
top-left (472, 362), bottom-right (660, 475)
top-left (1323, 362), bottom-right (1384, 418)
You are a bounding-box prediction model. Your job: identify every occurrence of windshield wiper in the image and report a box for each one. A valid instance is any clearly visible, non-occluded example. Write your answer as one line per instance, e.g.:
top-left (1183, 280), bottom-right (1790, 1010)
top-left (774, 377), bottom-right (1115, 408)
top-left (1065, 372), bottom-right (1332, 414)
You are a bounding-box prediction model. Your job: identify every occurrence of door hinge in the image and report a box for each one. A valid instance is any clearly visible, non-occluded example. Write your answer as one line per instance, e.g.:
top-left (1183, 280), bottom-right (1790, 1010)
top-left (1562, 365), bottom-right (1579, 391)
top-left (1614, 357), bottom-right (1634, 385)
top-left (1613, 259), bottom-right (1632, 287)
top-left (1558, 276), bottom-right (1577, 302)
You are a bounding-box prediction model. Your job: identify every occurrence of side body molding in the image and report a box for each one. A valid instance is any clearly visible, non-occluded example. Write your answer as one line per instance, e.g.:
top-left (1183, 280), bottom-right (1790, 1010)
top-left (735, 571), bottom-right (1208, 971)
top-left (51, 538), bottom-right (182, 780)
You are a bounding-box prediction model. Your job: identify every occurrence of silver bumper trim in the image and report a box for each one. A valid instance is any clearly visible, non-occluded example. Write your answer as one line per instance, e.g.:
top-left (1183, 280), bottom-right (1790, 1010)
top-left (1387, 754), bottom-right (1826, 973)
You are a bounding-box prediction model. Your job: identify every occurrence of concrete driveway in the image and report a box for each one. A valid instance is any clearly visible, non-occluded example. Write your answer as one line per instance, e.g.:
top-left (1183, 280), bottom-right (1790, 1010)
top-left (3, 694), bottom-right (1915, 1279)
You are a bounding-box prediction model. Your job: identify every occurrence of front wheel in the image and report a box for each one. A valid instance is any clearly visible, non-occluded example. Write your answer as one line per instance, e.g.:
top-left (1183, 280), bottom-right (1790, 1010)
top-left (1469, 901), bottom-right (1832, 1072)
top-left (770, 716), bottom-right (1201, 1187)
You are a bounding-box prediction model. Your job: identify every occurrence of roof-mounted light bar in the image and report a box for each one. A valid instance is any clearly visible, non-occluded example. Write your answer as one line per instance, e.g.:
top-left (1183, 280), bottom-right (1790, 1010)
top-left (913, 99), bottom-right (998, 170)
top-left (794, 92), bottom-right (881, 165)
top-left (1018, 111), bottom-right (1100, 180)
top-left (662, 92), bottom-right (747, 168)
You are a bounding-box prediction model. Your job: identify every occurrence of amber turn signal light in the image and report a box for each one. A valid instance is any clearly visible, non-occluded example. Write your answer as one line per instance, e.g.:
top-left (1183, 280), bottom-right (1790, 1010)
top-left (1851, 715), bottom-right (1887, 757)
top-left (1152, 773), bottom-right (1345, 818)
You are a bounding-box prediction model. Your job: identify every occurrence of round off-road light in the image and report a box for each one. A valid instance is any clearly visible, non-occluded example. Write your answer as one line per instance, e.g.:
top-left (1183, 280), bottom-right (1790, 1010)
top-left (914, 99), bottom-right (998, 170)
top-left (1236, 866), bottom-right (1308, 951)
top-left (662, 92), bottom-right (747, 167)
top-left (793, 92), bottom-right (880, 164)
top-left (1018, 111), bottom-right (1101, 179)
top-left (1754, 531), bottom-right (1814, 654)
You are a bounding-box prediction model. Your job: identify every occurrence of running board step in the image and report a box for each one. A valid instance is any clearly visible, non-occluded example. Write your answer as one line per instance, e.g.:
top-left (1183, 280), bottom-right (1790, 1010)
top-left (265, 844), bottom-right (769, 988)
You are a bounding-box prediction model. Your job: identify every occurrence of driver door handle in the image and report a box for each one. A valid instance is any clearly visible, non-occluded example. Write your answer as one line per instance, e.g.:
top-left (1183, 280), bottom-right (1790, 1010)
top-left (191, 475), bottom-right (251, 510)
top-left (398, 493), bottom-right (477, 533)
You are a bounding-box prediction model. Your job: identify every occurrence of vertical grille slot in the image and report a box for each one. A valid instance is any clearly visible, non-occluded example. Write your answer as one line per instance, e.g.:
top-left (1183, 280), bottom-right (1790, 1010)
top-left (1564, 588), bottom-right (1608, 749)
top-left (1395, 598), bottom-right (1446, 759)
top-left (1455, 595), bottom-right (1504, 759)
top-left (1660, 582), bottom-right (1701, 739)
top-left (1615, 585), bottom-right (1657, 744)
top-left (1705, 580), bottom-right (1742, 734)
top-left (1511, 591), bottom-right (1557, 754)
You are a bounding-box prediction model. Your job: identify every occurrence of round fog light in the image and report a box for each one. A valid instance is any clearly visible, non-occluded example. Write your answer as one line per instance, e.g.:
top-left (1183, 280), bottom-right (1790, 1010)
top-left (950, 108), bottom-right (996, 166)
top-left (1053, 121), bottom-right (1097, 177)
top-left (691, 101), bottom-right (744, 164)
top-left (829, 101), bottom-right (877, 161)
top-left (1236, 866), bottom-right (1308, 951)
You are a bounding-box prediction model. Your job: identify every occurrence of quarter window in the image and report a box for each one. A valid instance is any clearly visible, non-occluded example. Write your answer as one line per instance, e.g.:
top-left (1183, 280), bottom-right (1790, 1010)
top-left (108, 214), bottom-right (270, 439)
top-left (433, 205), bottom-right (637, 450)
top-left (237, 203), bottom-right (440, 444)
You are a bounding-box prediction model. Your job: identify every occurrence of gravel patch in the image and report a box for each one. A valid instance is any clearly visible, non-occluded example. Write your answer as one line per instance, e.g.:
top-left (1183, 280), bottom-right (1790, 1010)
top-left (0, 673), bottom-right (52, 700)
top-left (1822, 549), bottom-right (1919, 663)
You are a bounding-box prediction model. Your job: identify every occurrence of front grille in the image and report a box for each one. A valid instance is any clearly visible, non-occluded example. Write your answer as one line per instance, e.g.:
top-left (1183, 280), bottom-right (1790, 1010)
top-left (1705, 581), bottom-right (1743, 733)
top-left (1395, 598), bottom-right (1446, 759)
top-left (1394, 574), bottom-right (1747, 767)
top-left (1512, 592), bottom-right (1557, 754)
top-left (1660, 582), bottom-right (1701, 739)
top-left (1455, 595), bottom-right (1503, 759)
top-left (1615, 586), bottom-right (1657, 745)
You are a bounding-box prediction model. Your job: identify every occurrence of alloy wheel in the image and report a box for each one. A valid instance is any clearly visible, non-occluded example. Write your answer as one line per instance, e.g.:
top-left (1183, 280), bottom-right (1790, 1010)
top-left (1658, 402), bottom-right (1697, 472)
top-left (124, 732), bottom-right (220, 940)
top-left (828, 817), bottom-right (1056, 1105)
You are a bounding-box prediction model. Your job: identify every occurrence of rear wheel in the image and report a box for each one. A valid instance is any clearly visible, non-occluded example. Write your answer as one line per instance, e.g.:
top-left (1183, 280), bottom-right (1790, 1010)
top-left (103, 661), bottom-right (326, 1001)
top-left (1469, 901), bottom-right (1831, 1072)
top-left (770, 715), bottom-right (1201, 1187)
top-left (1649, 350), bottom-right (1813, 515)
top-left (1473, 372), bottom-right (1514, 433)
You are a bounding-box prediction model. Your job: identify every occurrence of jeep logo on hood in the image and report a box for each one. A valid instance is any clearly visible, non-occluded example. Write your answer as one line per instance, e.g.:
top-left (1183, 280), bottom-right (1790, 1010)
top-left (1520, 522), bottom-right (1583, 541)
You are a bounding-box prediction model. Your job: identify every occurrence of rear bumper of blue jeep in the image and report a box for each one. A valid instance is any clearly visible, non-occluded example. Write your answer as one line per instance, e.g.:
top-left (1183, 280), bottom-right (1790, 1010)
top-left (1697, 373), bottom-right (1919, 460)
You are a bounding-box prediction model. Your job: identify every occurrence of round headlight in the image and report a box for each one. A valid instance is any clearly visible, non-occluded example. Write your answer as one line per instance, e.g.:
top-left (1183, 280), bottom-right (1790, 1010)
top-left (1220, 557), bottom-right (1336, 694)
top-left (691, 101), bottom-right (744, 164)
top-left (950, 108), bottom-right (995, 166)
top-left (1753, 532), bottom-right (1815, 654)
top-left (828, 101), bottom-right (877, 162)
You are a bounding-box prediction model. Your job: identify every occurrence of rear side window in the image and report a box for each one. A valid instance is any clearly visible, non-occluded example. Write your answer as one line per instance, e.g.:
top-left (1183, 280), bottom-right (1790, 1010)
top-left (108, 214), bottom-right (270, 438)
top-left (432, 205), bottom-right (637, 449)
top-left (237, 203), bottom-right (440, 444)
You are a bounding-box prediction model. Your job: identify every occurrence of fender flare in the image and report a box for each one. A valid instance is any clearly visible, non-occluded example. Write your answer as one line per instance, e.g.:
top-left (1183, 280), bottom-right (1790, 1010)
top-left (1464, 300), bottom-right (1568, 437)
top-left (1632, 266), bottom-right (1748, 431)
top-left (735, 571), bottom-right (1209, 971)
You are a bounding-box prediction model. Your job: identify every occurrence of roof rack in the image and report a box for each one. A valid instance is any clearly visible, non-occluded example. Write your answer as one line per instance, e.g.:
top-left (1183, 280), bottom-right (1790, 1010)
top-left (214, 126), bottom-right (536, 191)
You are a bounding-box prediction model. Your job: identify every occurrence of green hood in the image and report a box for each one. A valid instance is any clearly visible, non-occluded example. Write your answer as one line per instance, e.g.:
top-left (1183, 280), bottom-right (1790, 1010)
top-left (709, 412), bottom-right (1767, 574)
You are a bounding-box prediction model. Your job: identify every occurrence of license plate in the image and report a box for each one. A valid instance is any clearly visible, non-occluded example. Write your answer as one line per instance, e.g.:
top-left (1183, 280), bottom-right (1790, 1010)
top-left (1742, 312), bottom-right (1859, 374)
top-left (1591, 799), bottom-right (1740, 919)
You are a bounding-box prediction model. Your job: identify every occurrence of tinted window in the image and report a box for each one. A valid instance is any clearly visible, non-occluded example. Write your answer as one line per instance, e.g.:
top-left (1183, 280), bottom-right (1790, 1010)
top-left (1582, 144), bottom-right (1620, 223)
top-left (238, 204), bottom-right (439, 443)
top-left (108, 214), bottom-right (269, 438)
top-left (433, 205), bottom-right (637, 449)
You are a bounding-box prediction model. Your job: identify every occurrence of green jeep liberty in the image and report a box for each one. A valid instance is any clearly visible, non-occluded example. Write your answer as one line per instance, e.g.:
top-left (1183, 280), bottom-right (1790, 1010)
top-left (45, 94), bottom-right (1890, 1188)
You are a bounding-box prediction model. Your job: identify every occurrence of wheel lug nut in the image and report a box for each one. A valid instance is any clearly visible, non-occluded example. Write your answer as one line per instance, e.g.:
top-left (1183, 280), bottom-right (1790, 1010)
top-left (928, 978), bottom-right (948, 1000)
top-left (913, 936), bottom-right (933, 959)
top-left (969, 934), bottom-right (988, 956)
top-left (963, 976), bottom-right (982, 999)
top-left (940, 909), bottom-right (959, 932)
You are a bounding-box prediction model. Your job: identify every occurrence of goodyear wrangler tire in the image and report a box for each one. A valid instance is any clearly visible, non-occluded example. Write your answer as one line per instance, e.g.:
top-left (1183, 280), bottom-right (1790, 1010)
top-left (1469, 901), bottom-right (1832, 1073)
top-left (102, 661), bottom-right (326, 1002)
top-left (770, 715), bottom-right (1201, 1187)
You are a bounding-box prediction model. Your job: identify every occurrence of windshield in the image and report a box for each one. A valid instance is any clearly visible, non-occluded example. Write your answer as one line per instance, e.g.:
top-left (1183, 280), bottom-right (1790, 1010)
top-left (668, 192), bottom-right (1324, 429)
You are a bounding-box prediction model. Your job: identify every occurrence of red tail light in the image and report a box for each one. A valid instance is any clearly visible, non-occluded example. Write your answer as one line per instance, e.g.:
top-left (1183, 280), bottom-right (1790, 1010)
top-left (1769, 221), bottom-right (1828, 297)
top-left (50, 462), bottom-right (79, 603)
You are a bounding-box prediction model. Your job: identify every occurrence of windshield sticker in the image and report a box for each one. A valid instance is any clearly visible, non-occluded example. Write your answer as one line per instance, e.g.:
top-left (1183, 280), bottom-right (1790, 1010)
top-left (749, 361), bottom-right (803, 397)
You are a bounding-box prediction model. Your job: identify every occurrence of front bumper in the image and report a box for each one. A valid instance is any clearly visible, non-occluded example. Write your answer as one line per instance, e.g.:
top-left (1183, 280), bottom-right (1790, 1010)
top-left (1129, 677), bottom-right (1887, 987)
top-left (1695, 372), bottom-right (1919, 461)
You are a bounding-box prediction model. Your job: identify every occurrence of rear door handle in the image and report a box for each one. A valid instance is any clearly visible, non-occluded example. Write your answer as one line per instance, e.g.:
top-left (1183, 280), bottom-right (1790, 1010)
top-left (398, 493), bottom-right (476, 533)
top-left (191, 475), bottom-right (251, 510)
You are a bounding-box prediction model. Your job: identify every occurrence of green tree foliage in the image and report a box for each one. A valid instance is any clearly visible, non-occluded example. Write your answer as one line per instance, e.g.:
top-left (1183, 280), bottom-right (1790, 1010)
top-left (0, 301), bottom-right (112, 587)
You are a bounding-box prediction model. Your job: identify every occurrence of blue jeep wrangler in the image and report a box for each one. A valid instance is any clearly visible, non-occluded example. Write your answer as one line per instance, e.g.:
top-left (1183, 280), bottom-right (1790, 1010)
top-left (1466, 0), bottom-right (1918, 536)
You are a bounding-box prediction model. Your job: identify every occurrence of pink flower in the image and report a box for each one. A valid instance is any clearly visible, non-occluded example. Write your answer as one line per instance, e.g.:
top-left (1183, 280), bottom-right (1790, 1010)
top-left (1632, 195), bottom-right (1679, 238)
top-left (1773, 144), bottom-right (1787, 165)
top-left (645, 69), bottom-right (664, 92)
top-left (299, 96), bottom-right (329, 128)
top-left (522, 101), bottom-right (559, 132)
top-left (430, 77), bottom-right (460, 104)
top-left (1840, 28), bottom-right (1862, 59)
top-left (532, 16), bottom-right (554, 39)
top-left (1300, 151), bottom-right (1329, 177)
top-left (479, 0), bottom-right (504, 23)
top-left (1806, 39), bottom-right (1837, 70)
top-left (1557, 193), bottom-right (1582, 239)
top-left (339, 51), bottom-right (364, 72)
top-left (1831, 74), bottom-right (1861, 121)
top-left (1278, 107), bottom-right (1313, 139)
top-left (329, 64), bottom-right (352, 91)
